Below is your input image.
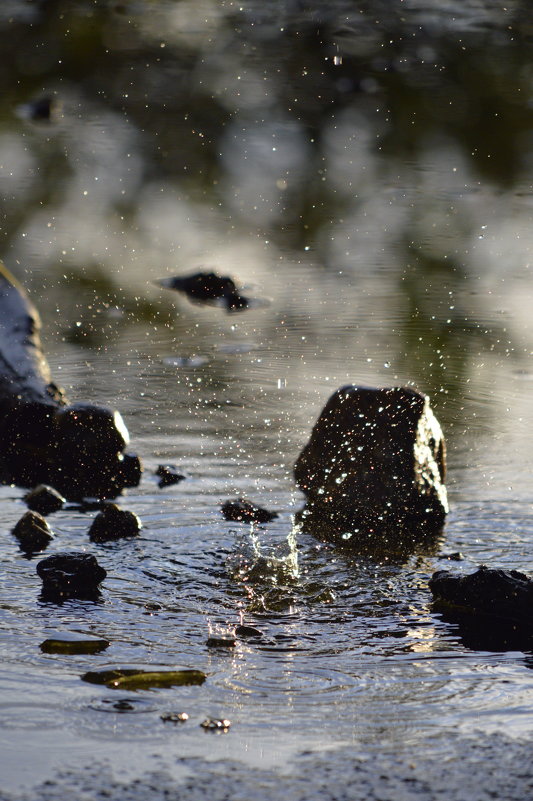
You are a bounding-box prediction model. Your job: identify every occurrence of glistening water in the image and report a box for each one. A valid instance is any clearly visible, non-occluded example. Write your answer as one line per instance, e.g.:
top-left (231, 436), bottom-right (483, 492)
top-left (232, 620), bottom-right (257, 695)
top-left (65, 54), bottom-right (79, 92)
top-left (1, 1), bottom-right (533, 798)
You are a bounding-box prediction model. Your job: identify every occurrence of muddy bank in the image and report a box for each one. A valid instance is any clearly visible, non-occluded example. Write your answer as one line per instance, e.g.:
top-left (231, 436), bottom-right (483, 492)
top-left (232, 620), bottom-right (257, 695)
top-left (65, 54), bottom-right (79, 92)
top-left (1, 732), bottom-right (532, 801)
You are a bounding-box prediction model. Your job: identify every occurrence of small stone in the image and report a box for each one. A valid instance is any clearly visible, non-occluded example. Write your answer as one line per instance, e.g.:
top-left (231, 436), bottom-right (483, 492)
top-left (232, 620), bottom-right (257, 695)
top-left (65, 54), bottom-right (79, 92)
top-left (12, 511), bottom-right (54, 553)
top-left (25, 485), bottom-right (65, 516)
top-left (221, 499), bottom-right (278, 524)
top-left (200, 717), bottom-right (231, 731)
top-left (438, 552), bottom-right (465, 561)
top-left (37, 551), bottom-right (107, 599)
top-left (89, 502), bottom-right (141, 543)
top-left (235, 624), bottom-right (263, 638)
top-left (161, 712), bottom-right (189, 724)
top-left (155, 465), bottom-right (185, 488)
top-left (40, 632), bottom-right (109, 654)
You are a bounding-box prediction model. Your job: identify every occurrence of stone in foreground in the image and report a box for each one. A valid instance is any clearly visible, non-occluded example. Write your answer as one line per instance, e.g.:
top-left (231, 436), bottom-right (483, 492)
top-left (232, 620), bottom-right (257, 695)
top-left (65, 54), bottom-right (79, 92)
top-left (37, 551), bottom-right (107, 600)
top-left (0, 261), bottom-right (142, 500)
top-left (294, 385), bottom-right (447, 541)
top-left (429, 566), bottom-right (533, 626)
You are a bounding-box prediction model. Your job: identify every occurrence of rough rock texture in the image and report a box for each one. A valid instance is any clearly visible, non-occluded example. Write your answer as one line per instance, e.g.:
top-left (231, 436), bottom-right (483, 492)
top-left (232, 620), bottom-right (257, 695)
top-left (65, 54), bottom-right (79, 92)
top-left (36, 551), bottom-right (107, 600)
top-left (429, 565), bottom-right (533, 626)
top-left (294, 385), bottom-right (447, 542)
top-left (0, 262), bottom-right (142, 499)
top-left (25, 484), bottom-right (65, 515)
top-left (221, 498), bottom-right (278, 523)
top-left (12, 510), bottom-right (54, 553)
top-left (88, 502), bottom-right (142, 542)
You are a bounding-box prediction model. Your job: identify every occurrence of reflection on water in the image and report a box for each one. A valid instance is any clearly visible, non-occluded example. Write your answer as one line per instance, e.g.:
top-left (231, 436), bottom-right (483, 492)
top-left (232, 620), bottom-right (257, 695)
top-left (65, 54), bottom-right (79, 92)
top-left (1, 0), bottom-right (533, 795)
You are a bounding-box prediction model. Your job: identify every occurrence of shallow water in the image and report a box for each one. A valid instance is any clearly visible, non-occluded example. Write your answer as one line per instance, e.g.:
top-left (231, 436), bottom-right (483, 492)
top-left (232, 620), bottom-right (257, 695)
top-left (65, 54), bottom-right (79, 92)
top-left (2, 0), bottom-right (533, 797)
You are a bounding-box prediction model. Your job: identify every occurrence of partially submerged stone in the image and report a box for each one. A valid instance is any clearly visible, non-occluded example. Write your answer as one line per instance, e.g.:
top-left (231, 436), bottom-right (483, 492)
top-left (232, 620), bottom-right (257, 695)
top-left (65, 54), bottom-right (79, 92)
top-left (200, 717), bottom-right (231, 731)
top-left (221, 498), bottom-right (278, 524)
top-left (37, 551), bottom-right (107, 600)
top-left (25, 484), bottom-right (65, 516)
top-left (0, 262), bottom-right (142, 500)
top-left (12, 510), bottom-right (54, 553)
top-left (155, 464), bottom-right (185, 488)
top-left (82, 666), bottom-right (206, 690)
top-left (157, 271), bottom-right (249, 312)
top-left (88, 502), bottom-right (142, 543)
top-left (294, 385), bottom-right (447, 542)
top-left (429, 566), bottom-right (533, 627)
top-left (40, 631), bottom-right (110, 654)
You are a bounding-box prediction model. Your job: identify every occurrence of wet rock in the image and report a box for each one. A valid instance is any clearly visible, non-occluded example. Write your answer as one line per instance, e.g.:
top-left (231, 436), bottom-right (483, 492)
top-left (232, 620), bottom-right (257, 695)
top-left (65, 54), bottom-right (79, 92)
top-left (12, 511), bottom-right (54, 553)
top-left (156, 464), bottom-right (185, 488)
top-left (161, 712), bottom-right (189, 723)
top-left (235, 624), bottom-right (263, 638)
top-left (82, 666), bottom-right (206, 690)
top-left (200, 717), bottom-right (231, 731)
top-left (88, 502), bottom-right (142, 543)
top-left (206, 634), bottom-right (237, 648)
top-left (221, 498), bottom-right (278, 524)
top-left (294, 385), bottom-right (447, 542)
top-left (25, 484), bottom-right (65, 516)
top-left (40, 631), bottom-right (110, 654)
top-left (429, 566), bottom-right (533, 627)
top-left (37, 551), bottom-right (107, 600)
top-left (157, 271), bottom-right (249, 312)
top-left (0, 262), bottom-right (142, 500)
top-left (438, 551), bottom-right (465, 561)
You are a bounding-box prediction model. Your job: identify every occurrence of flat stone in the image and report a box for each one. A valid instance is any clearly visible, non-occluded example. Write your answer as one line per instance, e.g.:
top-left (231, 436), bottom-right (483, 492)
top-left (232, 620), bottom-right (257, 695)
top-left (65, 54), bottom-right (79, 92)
top-left (294, 385), bottom-right (447, 541)
top-left (221, 498), bottom-right (278, 524)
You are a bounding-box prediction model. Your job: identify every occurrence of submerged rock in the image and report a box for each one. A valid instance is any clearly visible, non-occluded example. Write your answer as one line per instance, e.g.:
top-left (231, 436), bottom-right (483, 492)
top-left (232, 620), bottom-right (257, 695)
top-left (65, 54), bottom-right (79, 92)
top-left (157, 271), bottom-right (249, 312)
top-left (40, 631), bottom-right (110, 654)
top-left (25, 484), bottom-right (65, 516)
top-left (88, 502), bottom-right (142, 543)
top-left (221, 498), bottom-right (278, 524)
top-left (429, 566), bottom-right (533, 627)
top-left (0, 262), bottom-right (142, 500)
top-left (294, 385), bottom-right (447, 543)
top-left (200, 717), bottom-right (231, 731)
top-left (12, 510), bottom-right (54, 553)
top-left (37, 551), bottom-right (107, 600)
top-left (82, 666), bottom-right (206, 690)
top-left (155, 464), bottom-right (185, 488)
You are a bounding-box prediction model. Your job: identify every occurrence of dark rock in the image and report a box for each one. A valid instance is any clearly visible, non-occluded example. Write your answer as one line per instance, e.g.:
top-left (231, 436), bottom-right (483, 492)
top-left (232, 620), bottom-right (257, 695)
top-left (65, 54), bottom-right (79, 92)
top-left (221, 498), bottom-right (278, 524)
top-left (82, 667), bottom-right (206, 689)
top-left (25, 484), bottom-right (65, 515)
top-left (235, 624), bottom-right (263, 638)
top-left (0, 262), bottom-right (142, 500)
top-left (37, 551), bottom-right (107, 600)
top-left (155, 464), bottom-right (185, 488)
top-left (40, 632), bottom-right (110, 654)
top-left (161, 712), bottom-right (189, 723)
top-left (438, 551), bottom-right (465, 561)
top-left (429, 566), bottom-right (533, 627)
top-left (12, 510), bottom-right (54, 553)
top-left (206, 634), bottom-right (237, 648)
top-left (294, 385), bottom-right (447, 543)
top-left (88, 502), bottom-right (142, 543)
top-left (157, 271), bottom-right (249, 312)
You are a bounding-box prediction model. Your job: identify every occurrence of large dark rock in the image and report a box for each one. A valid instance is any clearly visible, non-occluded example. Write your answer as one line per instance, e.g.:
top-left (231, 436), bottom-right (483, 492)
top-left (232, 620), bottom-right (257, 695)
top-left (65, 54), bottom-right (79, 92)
top-left (294, 385), bottom-right (447, 542)
top-left (0, 262), bottom-right (142, 499)
top-left (37, 551), bottom-right (107, 600)
top-left (88, 502), bottom-right (142, 542)
top-left (429, 566), bottom-right (533, 627)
